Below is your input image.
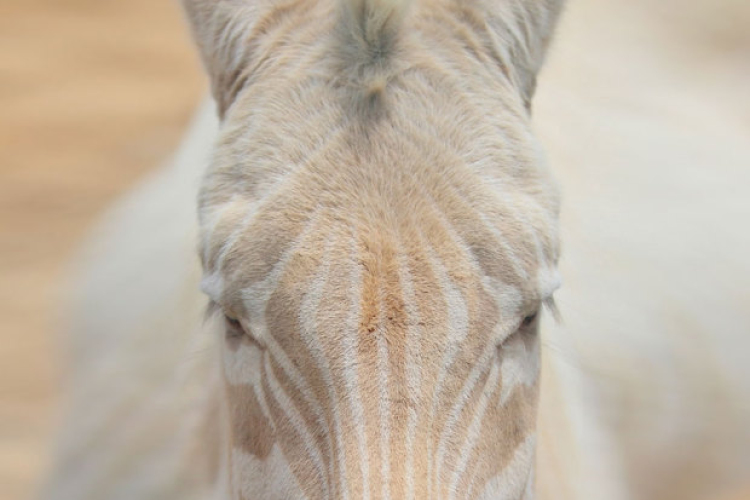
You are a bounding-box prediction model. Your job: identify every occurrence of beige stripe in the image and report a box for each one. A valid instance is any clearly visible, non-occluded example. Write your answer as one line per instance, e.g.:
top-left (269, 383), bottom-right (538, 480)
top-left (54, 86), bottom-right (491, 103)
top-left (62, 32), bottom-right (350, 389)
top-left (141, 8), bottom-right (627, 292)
top-left (343, 233), bottom-right (370, 500)
top-left (396, 242), bottom-right (421, 500)
top-left (263, 354), bottom-right (330, 498)
top-left (300, 238), bottom-right (350, 500)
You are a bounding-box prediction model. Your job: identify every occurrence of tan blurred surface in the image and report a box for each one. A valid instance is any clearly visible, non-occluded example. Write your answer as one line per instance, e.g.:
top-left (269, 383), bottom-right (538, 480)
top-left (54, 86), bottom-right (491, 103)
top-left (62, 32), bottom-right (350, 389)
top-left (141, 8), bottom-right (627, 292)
top-left (1, 0), bottom-right (749, 500)
top-left (0, 1), bottom-right (202, 498)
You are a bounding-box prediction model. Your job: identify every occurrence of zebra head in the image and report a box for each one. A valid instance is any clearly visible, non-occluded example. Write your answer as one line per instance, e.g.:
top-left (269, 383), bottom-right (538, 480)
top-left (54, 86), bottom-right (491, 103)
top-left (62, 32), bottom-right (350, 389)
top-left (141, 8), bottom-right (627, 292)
top-left (185, 0), bottom-right (564, 498)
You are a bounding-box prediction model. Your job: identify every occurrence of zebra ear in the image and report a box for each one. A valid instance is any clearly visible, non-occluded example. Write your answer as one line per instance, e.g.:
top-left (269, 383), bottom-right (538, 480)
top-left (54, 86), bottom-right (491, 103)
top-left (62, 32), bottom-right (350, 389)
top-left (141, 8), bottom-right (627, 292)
top-left (476, 0), bottom-right (565, 110)
top-left (181, 0), bottom-right (264, 118)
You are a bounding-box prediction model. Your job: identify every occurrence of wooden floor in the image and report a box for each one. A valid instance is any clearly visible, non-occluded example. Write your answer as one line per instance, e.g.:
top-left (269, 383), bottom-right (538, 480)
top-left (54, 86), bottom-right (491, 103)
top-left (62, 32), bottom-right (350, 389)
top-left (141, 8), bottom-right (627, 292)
top-left (0, 1), bottom-right (202, 498)
top-left (1, 1), bottom-right (748, 500)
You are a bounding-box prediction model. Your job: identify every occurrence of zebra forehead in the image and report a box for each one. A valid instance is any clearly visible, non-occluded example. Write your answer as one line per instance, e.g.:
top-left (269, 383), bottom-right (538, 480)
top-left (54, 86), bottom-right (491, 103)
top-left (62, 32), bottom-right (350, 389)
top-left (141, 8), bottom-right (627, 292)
top-left (200, 194), bottom-right (558, 327)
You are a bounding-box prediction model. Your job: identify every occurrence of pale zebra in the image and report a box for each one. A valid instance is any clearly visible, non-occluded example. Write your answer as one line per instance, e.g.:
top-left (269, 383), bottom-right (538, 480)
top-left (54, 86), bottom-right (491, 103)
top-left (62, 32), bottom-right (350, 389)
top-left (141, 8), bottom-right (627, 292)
top-left (40, 0), bottom-right (630, 499)
top-left (188, 0), bottom-right (601, 498)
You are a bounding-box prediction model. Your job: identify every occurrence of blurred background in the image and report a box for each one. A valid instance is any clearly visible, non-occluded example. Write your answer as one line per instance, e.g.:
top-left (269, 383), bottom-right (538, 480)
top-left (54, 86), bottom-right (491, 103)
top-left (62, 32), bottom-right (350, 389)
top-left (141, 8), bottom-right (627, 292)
top-left (0, 0), bottom-right (747, 500)
top-left (0, 1), bottom-right (202, 499)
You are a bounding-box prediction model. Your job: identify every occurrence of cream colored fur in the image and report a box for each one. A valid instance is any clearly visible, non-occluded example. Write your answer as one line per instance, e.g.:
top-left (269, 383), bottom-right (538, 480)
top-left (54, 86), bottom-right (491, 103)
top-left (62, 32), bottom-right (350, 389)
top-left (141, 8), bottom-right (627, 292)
top-left (189, 0), bottom-right (574, 498)
top-left (40, 0), bottom-right (750, 499)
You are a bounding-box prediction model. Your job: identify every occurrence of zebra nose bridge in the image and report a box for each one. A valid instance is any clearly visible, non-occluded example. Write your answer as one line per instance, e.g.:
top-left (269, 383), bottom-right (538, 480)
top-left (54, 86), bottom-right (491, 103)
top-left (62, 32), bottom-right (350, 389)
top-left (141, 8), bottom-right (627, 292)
top-left (329, 423), bottom-right (438, 500)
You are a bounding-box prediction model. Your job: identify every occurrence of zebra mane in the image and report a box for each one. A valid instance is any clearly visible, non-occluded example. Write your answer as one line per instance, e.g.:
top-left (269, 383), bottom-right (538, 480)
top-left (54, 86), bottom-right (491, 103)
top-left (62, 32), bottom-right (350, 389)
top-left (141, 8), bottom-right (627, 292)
top-left (336, 0), bottom-right (412, 116)
top-left (339, 0), bottom-right (412, 62)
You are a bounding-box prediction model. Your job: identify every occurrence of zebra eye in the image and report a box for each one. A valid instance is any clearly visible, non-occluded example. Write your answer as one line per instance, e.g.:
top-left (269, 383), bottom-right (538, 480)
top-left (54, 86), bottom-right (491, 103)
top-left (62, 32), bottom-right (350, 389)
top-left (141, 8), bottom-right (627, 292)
top-left (224, 313), bottom-right (245, 337)
top-left (521, 311), bottom-right (539, 329)
top-left (499, 310), bottom-right (541, 349)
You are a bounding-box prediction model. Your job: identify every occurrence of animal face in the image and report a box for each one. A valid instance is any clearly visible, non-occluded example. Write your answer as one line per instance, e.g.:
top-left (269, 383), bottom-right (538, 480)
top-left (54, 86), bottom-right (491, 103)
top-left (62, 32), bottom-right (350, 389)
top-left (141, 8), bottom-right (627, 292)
top-left (186, 0), bottom-right (563, 498)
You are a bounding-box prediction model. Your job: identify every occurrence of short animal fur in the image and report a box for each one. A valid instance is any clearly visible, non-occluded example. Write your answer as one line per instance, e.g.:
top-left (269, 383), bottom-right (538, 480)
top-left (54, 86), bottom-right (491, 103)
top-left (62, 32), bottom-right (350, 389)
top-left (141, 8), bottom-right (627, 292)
top-left (40, 1), bottom-right (630, 499)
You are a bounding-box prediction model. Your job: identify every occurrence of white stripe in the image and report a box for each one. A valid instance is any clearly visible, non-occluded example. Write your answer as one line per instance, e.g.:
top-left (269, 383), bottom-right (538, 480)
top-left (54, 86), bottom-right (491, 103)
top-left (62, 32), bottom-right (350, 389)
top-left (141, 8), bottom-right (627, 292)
top-left (210, 197), bottom-right (261, 275)
top-left (240, 211), bottom-right (322, 346)
top-left (377, 296), bottom-right (391, 500)
top-left (415, 194), bottom-right (481, 499)
top-left (499, 334), bottom-right (540, 406)
top-left (471, 206), bottom-right (529, 281)
top-left (423, 241), bottom-right (469, 499)
top-left (223, 341), bottom-right (274, 427)
top-left (401, 124), bottom-right (530, 282)
top-left (396, 242), bottom-right (422, 500)
top-left (231, 212), bottom-right (336, 487)
top-left (434, 342), bottom-right (497, 497)
top-left (299, 239), bottom-right (350, 500)
top-left (341, 234), bottom-right (370, 500)
top-left (445, 182), bottom-right (529, 283)
top-left (263, 335), bottom-right (331, 453)
top-left (263, 354), bottom-right (331, 498)
top-left (448, 360), bottom-right (503, 500)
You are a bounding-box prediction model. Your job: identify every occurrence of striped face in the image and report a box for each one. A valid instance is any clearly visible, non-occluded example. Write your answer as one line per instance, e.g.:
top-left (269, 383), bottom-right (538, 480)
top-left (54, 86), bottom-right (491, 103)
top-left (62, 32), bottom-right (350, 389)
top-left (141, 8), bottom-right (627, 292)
top-left (204, 201), bottom-right (555, 500)
top-left (189, 0), bottom-right (564, 498)
top-left (199, 121), bottom-right (560, 500)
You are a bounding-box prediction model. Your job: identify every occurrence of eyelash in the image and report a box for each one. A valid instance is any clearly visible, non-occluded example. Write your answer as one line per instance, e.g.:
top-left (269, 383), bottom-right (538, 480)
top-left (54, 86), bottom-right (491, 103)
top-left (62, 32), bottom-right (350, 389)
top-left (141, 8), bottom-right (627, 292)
top-left (224, 314), bottom-right (244, 338)
top-left (521, 311), bottom-right (539, 329)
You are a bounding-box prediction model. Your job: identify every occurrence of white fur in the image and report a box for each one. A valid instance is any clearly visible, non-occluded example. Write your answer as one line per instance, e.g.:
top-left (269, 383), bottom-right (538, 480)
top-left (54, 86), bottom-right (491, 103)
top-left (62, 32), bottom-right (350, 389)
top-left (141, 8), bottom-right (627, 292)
top-left (40, 1), bottom-right (750, 499)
